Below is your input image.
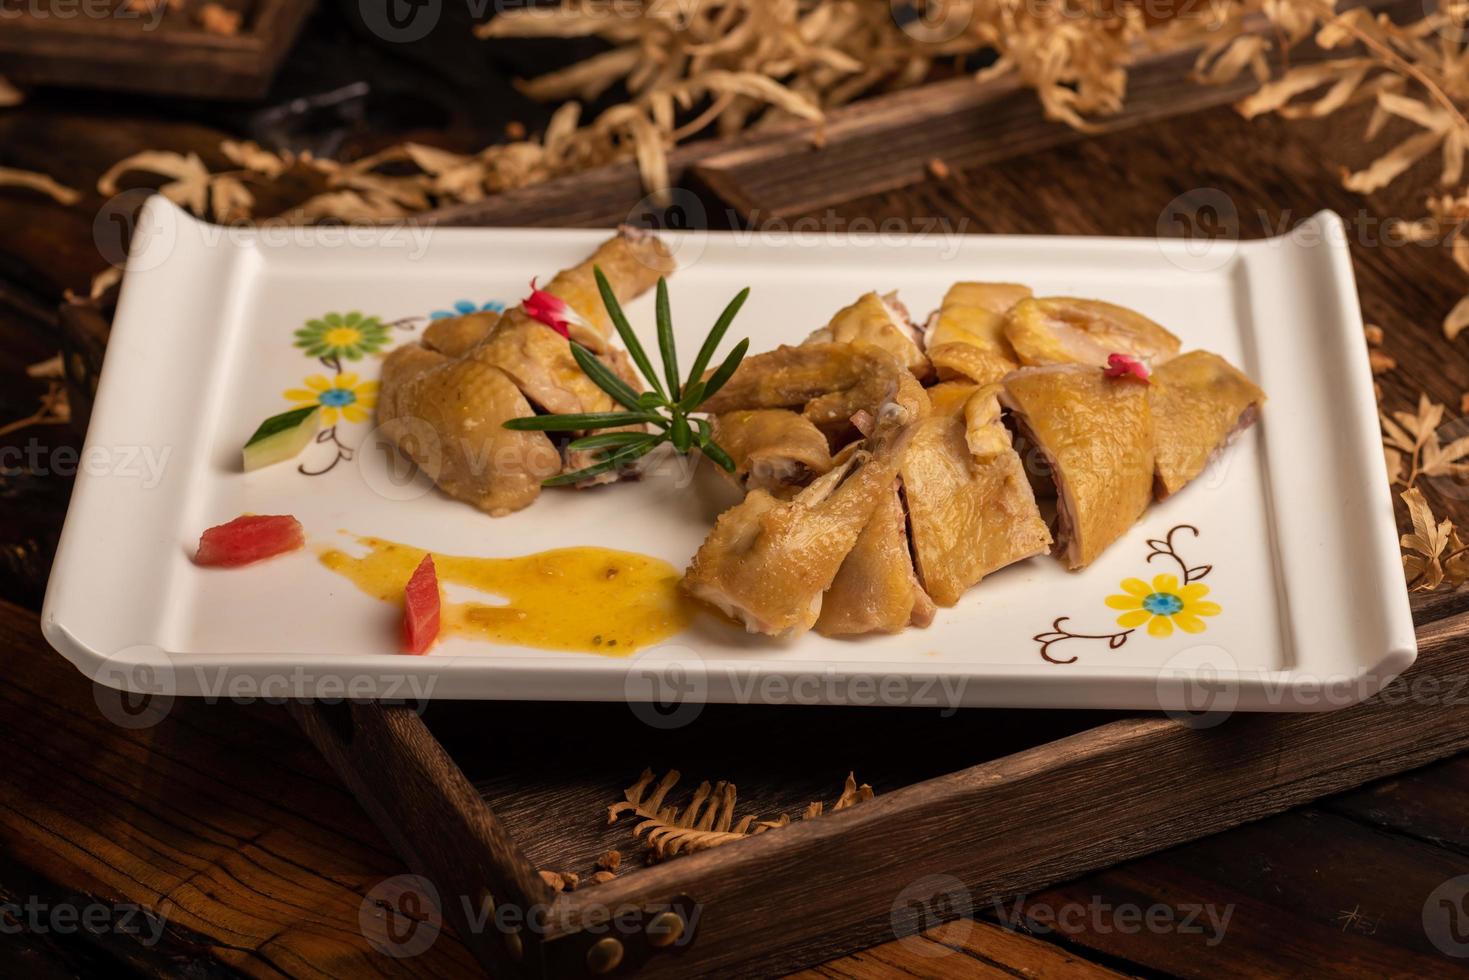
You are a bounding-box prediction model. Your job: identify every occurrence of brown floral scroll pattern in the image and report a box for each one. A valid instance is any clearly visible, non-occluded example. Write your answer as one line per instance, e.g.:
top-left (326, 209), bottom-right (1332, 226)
top-left (1035, 525), bottom-right (1217, 665)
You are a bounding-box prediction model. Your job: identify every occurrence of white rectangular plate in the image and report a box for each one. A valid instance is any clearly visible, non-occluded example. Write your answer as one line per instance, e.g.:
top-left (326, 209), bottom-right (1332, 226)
top-left (42, 199), bottom-right (1415, 712)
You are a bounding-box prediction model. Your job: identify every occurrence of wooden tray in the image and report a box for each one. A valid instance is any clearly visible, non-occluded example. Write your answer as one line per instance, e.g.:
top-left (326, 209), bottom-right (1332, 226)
top-left (0, 0), bottom-right (313, 99)
top-left (288, 592), bottom-right (1469, 977)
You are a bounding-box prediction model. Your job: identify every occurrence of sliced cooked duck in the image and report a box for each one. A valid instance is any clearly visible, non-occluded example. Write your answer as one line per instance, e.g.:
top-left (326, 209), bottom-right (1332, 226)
top-left (1151, 350), bottom-right (1266, 498)
top-left (710, 409), bottom-right (833, 497)
top-left (421, 310), bottom-right (500, 359)
top-left (1005, 297), bottom-right (1180, 369)
top-left (682, 404), bottom-right (916, 636)
top-left (924, 282), bottom-right (1029, 384)
top-left (899, 386), bottom-right (1051, 605)
top-left (808, 291), bottom-right (930, 379)
top-left (377, 345), bottom-right (562, 516)
top-left (1001, 364), bottom-right (1154, 570)
top-left (816, 480), bottom-right (936, 636)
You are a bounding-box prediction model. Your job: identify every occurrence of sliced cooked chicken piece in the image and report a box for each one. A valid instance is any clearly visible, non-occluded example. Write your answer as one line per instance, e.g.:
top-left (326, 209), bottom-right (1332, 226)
top-left (476, 312), bottom-right (622, 417)
top-left (816, 480), bottom-right (936, 636)
top-left (1005, 297), bottom-right (1180, 369)
top-left (682, 404), bottom-right (916, 636)
top-left (699, 341), bottom-right (928, 444)
top-left (923, 283), bottom-right (1029, 383)
top-left (377, 345), bottom-right (562, 516)
top-left (926, 342), bottom-right (1017, 386)
top-left (1001, 364), bottom-right (1154, 570)
top-left (422, 310), bottom-right (500, 359)
top-left (899, 387), bottom-right (1051, 605)
top-left (536, 225), bottom-right (676, 351)
top-left (925, 282), bottom-right (1032, 351)
top-left (378, 231), bottom-right (669, 508)
top-left (710, 409), bottom-right (833, 496)
top-left (926, 380), bottom-right (980, 417)
top-left (1151, 350), bottom-right (1265, 498)
top-left (808, 291), bottom-right (930, 379)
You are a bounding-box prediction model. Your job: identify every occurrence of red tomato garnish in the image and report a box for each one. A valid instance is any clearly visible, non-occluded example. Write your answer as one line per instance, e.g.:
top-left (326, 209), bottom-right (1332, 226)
top-left (521, 278), bottom-right (585, 338)
top-left (194, 514), bottom-right (304, 567)
top-left (403, 554), bottom-right (441, 654)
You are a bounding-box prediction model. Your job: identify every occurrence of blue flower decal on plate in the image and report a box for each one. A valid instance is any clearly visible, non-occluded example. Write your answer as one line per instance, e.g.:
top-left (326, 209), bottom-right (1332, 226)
top-left (431, 299), bottom-right (506, 319)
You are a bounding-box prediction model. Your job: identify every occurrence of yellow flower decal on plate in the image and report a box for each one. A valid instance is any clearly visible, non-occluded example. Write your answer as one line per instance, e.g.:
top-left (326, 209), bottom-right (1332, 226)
top-left (284, 372), bottom-right (379, 425)
top-left (1106, 574), bottom-right (1221, 638)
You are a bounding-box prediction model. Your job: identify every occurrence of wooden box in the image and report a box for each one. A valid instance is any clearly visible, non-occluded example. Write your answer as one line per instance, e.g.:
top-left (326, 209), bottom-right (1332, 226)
top-left (0, 0), bottom-right (313, 99)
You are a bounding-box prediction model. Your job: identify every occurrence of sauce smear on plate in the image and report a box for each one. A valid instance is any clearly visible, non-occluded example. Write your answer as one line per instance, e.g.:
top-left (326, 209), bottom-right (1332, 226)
top-left (320, 535), bottom-right (692, 655)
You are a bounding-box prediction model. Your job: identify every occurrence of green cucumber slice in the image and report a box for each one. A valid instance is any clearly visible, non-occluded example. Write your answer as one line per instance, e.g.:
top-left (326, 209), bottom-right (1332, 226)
top-left (243, 406), bottom-right (321, 471)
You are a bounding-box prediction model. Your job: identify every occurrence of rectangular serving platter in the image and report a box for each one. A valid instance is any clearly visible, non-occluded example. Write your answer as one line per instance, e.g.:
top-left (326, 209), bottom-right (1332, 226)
top-left (41, 198), bottom-right (1414, 710)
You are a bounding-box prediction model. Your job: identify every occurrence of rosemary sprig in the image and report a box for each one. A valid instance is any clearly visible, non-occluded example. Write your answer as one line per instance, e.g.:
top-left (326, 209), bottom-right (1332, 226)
top-left (503, 266), bottom-right (750, 486)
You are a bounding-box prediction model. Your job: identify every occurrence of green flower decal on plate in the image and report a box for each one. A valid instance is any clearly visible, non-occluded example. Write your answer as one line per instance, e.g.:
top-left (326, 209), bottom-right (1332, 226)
top-left (295, 311), bottom-right (391, 361)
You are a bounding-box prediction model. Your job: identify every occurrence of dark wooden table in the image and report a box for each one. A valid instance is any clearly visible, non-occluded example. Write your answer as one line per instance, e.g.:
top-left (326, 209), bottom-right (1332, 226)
top-left (4, 66), bottom-right (1469, 978)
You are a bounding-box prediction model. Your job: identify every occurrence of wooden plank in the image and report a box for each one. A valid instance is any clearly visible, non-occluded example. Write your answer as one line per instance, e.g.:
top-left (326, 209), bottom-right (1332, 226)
top-left (0, 598), bottom-right (483, 977)
top-left (1008, 807), bottom-right (1468, 977)
top-left (0, 0), bottom-right (314, 99)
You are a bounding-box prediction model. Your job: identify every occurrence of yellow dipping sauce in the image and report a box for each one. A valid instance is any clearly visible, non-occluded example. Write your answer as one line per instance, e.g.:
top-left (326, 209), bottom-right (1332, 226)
top-left (320, 535), bottom-right (693, 655)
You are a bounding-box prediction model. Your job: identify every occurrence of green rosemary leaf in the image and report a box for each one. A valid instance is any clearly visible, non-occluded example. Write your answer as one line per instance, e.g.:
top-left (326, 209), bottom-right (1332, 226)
top-left (700, 439), bottom-right (736, 472)
top-left (637, 392), bottom-right (664, 410)
top-left (699, 337), bottom-right (749, 403)
top-left (655, 277), bottom-right (679, 400)
top-left (595, 265), bottom-right (664, 399)
top-left (692, 416), bottom-right (713, 441)
top-left (541, 438), bottom-right (660, 487)
top-left (670, 414), bottom-right (691, 453)
top-left (685, 287), bottom-right (749, 389)
top-left (566, 431), bottom-right (656, 452)
top-left (570, 342), bottom-right (641, 410)
top-left (503, 411), bottom-right (657, 432)
top-left (677, 380), bottom-right (707, 413)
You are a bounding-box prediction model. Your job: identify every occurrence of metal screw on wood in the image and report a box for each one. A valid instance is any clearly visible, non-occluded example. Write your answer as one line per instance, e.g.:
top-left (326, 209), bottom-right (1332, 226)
top-left (586, 937), bottom-right (624, 973)
top-left (646, 911), bottom-right (685, 947)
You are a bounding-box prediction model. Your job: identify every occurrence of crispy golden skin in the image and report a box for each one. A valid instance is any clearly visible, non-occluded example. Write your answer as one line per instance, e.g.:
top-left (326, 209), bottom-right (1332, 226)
top-left (1005, 298), bottom-right (1181, 369)
top-left (422, 310), bottom-right (501, 358)
top-left (538, 226), bottom-right (676, 350)
top-left (1001, 365), bottom-right (1155, 570)
top-left (924, 282), bottom-right (1029, 383)
top-left (809, 291), bottom-right (930, 379)
top-left (710, 409), bottom-right (833, 496)
top-left (899, 390), bottom-right (1051, 605)
top-left (1151, 350), bottom-right (1265, 498)
top-left (682, 406), bottom-right (915, 636)
top-left (377, 345), bottom-right (562, 516)
top-left (816, 480), bottom-right (936, 636)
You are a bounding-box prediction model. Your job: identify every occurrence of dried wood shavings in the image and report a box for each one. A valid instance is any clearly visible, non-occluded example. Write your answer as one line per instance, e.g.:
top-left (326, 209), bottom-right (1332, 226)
top-left (1369, 350), bottom-right (1397, 374)
top-left (197, 2), bottom-right (241, 35)
top-left (539, 870), bottom-right (579, 892)
top-left (1365, 324), bottom-right (1385, 346)
top-left (608, 769), bottom-right (873, 860)
top-left (591, 871), bottom-right (616, 884)
top-left (0, 76), bottom-right (23, 108)
top-left (595, 849), bottom-right (621, 872)
top-left (927, 157), bottom-right (951, 180)
top-left (0, 368), bottom-right (70, 439)
top-left (0, 167), bottom-right (80, 206)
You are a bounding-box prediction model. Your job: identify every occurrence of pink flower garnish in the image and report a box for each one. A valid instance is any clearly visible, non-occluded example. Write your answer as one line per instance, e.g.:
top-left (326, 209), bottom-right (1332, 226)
top-left (1103, 353), bottom-right (1150, 383)
top-left (521, 279), bottom-right (588, 339)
